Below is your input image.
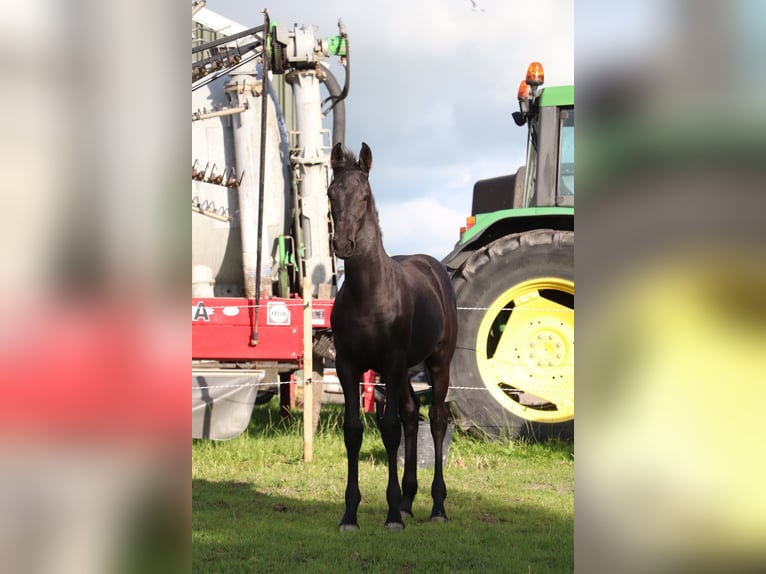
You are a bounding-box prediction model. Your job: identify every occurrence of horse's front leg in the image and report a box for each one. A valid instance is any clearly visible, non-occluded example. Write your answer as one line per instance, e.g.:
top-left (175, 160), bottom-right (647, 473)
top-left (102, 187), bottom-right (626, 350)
top-left (379, 362), bottom-right (409, 530)
top-left (337, 359), bottom-right (364, 531)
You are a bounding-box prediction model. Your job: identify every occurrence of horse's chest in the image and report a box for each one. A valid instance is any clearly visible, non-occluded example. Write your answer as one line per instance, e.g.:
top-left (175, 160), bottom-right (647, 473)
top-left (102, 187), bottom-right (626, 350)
top-left (333, 308), bottom-right (400, 341)
top-left (332, 304), bottom-right (405, 355)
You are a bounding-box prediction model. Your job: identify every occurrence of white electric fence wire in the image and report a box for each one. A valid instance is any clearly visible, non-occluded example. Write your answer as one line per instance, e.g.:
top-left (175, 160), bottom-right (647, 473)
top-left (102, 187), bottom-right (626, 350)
top-left (193, 303), bottom-right (571, 392)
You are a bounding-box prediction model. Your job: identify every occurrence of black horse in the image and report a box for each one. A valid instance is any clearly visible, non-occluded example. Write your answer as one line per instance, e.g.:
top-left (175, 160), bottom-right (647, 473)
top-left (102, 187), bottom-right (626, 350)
top-left (328, 142), bottom-right (458, 531)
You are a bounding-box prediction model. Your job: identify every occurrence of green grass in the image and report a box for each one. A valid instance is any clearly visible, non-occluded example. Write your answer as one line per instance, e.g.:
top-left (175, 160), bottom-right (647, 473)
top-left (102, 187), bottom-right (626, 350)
top-left (193, 401), bottom-right (573, 573)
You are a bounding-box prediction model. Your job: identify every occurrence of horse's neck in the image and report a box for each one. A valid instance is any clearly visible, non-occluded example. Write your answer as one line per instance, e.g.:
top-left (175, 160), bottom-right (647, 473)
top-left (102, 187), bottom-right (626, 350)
top-left (343, 226), bottom-right (395, 298)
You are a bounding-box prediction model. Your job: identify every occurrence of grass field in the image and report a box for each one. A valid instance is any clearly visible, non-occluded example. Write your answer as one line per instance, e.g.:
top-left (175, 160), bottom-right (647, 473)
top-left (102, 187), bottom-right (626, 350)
top-left (192, 400), bottom-right (574, 573)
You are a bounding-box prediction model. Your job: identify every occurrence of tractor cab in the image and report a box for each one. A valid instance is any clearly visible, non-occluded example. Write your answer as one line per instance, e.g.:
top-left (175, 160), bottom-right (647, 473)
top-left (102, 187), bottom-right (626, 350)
top-left (513, 62), bottom-right (575, 209)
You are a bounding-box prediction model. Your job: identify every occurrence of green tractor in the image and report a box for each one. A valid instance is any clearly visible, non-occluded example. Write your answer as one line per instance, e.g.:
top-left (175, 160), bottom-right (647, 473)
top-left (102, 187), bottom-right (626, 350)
top-left (444, 62), bottom-right (574, 440)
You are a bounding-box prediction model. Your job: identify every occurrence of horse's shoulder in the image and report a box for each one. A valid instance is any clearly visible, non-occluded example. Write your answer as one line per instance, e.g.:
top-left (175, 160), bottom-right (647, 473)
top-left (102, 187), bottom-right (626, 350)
top-left (331, 286), bottom-right (355, 312)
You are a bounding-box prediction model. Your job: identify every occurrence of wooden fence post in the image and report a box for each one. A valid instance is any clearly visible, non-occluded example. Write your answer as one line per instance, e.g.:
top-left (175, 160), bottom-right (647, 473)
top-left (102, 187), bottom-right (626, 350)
top-left (303, 278), bottom-right (314, 462)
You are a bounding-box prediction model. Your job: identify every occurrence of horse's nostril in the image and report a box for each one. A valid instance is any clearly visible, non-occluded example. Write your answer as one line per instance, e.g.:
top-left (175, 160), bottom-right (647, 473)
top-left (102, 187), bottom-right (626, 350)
top-left (332, 239), bottom-right (356, 253)
top-left (333, 238), bottom-right (355, 256)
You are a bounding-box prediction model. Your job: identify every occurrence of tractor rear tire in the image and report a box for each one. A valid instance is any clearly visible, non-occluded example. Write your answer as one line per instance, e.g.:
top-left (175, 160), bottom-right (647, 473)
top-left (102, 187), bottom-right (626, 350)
top-left (449, 229), bottom-right (574, 440)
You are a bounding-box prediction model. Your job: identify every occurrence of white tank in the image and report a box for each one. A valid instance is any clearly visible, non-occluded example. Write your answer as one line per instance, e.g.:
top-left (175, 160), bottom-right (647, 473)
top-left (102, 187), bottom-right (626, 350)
top-left (192, 68), bottom-right (290, 297)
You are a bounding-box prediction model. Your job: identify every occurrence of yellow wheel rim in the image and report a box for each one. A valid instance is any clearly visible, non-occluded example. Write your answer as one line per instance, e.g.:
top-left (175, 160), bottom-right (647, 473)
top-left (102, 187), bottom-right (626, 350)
top-left (475, 277), bottom-right (574, 423)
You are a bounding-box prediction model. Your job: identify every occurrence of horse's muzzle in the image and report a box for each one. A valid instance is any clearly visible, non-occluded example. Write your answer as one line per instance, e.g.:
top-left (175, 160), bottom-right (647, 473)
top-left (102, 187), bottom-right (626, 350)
top-left (332, 238), bottom-right (356, 259)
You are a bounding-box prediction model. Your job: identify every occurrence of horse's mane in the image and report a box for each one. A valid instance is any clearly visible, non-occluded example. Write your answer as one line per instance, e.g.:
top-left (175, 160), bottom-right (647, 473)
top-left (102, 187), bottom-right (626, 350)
top-left (363, 177), bottom-right (382, 241)
top-left (342, 147), bottom-right (358, 168)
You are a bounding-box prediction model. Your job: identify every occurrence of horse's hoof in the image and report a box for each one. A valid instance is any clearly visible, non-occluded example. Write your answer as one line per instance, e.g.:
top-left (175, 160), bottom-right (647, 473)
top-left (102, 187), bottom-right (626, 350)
top-left (339, 523), bottom-right (359, 532)
top-left (384, 521), bottom-right (405, 532)
top-left (400, 509), bottom-right (413, 519)
top-left (430, 515), bottom-right (448, 523)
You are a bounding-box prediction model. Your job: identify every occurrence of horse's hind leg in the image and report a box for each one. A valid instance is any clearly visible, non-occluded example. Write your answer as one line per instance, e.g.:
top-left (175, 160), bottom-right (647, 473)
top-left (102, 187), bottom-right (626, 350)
top-left (398, 382), bottom-right (420, 519)
top-left (425, 355), bottom-right (450, 521)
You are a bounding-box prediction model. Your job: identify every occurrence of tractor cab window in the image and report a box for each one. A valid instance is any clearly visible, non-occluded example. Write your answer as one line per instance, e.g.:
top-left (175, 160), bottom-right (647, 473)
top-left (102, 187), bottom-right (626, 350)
top-left (558, 108), bottom-right (574, 197)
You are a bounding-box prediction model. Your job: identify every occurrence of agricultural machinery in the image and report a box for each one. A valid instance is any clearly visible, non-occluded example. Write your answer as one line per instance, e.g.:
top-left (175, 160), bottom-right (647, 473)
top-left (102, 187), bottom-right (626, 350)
top-left (191, 6), bottom-right (345, 438)
top-left (443, 62), bottom-right (574, 439)
top-left (191, 6), bottom-right (573, 441)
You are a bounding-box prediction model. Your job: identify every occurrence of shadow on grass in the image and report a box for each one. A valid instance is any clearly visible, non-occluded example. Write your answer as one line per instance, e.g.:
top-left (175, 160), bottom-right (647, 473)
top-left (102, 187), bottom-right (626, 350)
top-left (193, 476), bottom-right (573, 574)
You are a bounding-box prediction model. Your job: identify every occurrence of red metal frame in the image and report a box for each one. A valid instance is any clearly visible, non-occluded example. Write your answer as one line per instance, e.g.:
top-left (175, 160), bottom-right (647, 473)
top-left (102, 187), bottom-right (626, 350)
top-left (192, 296), bottom-right (333, 361)
top-left (362, 370), bottom-right (377, 413)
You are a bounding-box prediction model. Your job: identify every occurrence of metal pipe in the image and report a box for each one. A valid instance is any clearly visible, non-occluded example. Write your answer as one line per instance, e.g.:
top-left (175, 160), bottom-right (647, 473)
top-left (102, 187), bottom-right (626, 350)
top-left (192, 25), bottom-right (264, 55)
top-left (290, 167), bottom-right (305, 290)
top-left (252, 9), bottom-right (271, 346)
top-left (319, 64), bottom-right (346, 146)
top-left (193, 50), bottom-right (261, 92)
top-left (287, 66), bottom-right (334, 297)
top-left (192, 205), bottom-right (231, 222)
top-left (192, 106), bottom-right (246, 122)
top-left (227, 73), bottom-right (261, 300)
top-left (193, 40), bottom-right (258, 70)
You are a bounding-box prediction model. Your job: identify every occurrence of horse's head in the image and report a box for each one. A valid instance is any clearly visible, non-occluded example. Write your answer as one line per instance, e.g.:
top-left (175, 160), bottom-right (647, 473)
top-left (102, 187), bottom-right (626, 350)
top-left (327, 142), bottom-right (376, 259)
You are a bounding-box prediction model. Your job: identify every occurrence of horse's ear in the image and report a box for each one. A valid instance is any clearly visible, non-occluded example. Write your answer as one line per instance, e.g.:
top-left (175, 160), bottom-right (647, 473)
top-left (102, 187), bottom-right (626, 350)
top-left (331, 142), bottom-right (346, 172)
top-left (359, 142), bottom-right (372, 174)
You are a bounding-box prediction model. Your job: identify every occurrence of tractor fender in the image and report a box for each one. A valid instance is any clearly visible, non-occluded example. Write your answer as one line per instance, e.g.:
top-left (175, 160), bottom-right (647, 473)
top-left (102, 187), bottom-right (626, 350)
top-left (442, 209), bottom-right (574, 273)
